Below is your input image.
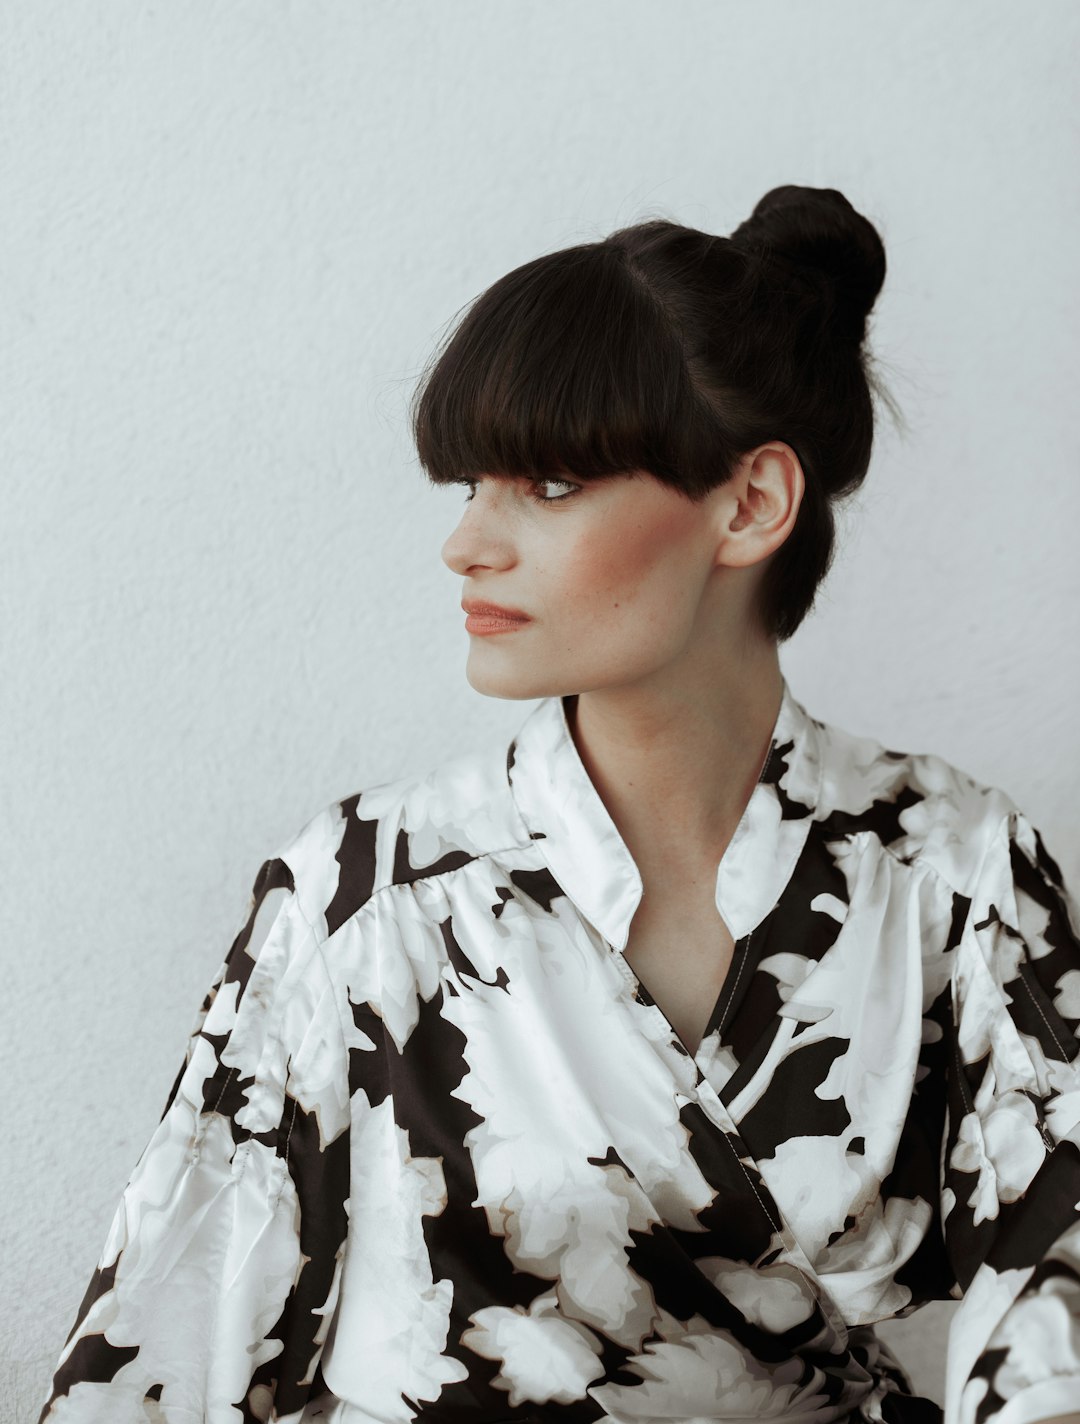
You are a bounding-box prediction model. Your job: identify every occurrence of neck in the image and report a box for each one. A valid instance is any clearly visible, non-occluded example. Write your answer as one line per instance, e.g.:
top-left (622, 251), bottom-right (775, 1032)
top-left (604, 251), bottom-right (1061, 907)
top-left (564, 650), bottom-right (784, 877)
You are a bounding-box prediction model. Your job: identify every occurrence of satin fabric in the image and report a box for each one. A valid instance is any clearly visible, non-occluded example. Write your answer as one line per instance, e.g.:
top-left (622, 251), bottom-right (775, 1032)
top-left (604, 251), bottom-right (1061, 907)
top-left (39, 678), bottom-right (1080, 1424)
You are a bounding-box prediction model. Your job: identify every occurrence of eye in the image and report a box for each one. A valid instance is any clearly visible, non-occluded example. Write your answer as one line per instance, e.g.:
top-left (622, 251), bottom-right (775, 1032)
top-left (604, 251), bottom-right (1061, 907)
top-left (456, 476), bottom-right (581, 504)
top-left (530, 477), bottom-right (580, 502)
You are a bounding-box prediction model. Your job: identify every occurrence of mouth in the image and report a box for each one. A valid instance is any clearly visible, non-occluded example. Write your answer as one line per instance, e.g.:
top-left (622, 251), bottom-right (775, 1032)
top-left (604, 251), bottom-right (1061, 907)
top-left (463, 608), bottom-right (532, 634)
top-left (461, 598), bottom-right (532, 624)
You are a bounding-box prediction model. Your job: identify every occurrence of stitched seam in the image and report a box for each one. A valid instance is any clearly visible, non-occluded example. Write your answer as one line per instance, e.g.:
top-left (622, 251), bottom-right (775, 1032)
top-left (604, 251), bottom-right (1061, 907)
top-left (716, 929), bottom-right (752, 1033)
top-left (191, 1064), bottom-right (238, 1163)
top-left (273, 1094), bottom-right (300, 1210)
top-left (719, 1131), bottom-right (781, 1232)
top-left (952, 975), bottom-right (1059, 1157)
top-left (343, 839), bottom-right (541, 919)
top-left (211, 1065), bottom-right (237, 1116)
top-left (1017, 972), bottom-right (1070, 1060)
top-left (714, 1128), bottom-right (836, 1314)
top-left (232, 1136), bottom-right (256, 1185)
top-left (952, 1033), bottom-right (975, 1114)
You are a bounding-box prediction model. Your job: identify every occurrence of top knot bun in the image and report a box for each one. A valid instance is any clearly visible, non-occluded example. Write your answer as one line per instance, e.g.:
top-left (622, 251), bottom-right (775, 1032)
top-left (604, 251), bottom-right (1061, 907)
top-left (729, 185), bottom-right (886, 345)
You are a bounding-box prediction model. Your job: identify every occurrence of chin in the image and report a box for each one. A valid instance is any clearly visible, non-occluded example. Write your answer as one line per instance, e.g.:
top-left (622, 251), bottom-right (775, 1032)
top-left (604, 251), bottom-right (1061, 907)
top-left (464, 663), bottom-right (537, 702)
top-left (463, 656), bottom-right (572, 704)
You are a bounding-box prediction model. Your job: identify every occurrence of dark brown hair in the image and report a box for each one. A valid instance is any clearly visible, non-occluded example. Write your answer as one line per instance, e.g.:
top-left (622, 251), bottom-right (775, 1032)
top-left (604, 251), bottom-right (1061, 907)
top-left (409, 185), bottom-right (892, 643)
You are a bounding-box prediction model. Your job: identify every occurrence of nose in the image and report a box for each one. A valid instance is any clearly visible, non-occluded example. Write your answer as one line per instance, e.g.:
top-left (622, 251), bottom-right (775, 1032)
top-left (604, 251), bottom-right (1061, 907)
top-left (440, 487), bottom-right (517, 576)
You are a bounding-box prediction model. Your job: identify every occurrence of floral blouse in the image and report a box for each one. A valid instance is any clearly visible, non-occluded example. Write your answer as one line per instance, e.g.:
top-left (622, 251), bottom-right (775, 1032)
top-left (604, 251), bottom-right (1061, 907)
top-left (38, 677), bottom-right (1080, 1424)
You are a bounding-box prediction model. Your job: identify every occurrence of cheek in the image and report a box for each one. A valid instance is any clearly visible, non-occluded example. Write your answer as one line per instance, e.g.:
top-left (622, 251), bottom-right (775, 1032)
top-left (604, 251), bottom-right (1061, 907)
top-left (550, 514), bottom-right (694, 620)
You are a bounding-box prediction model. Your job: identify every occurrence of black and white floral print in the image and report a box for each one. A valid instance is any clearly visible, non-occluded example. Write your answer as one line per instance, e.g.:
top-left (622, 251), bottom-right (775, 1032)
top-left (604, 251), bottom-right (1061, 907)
top-left (38, 678), bottom-right (1080, 1424)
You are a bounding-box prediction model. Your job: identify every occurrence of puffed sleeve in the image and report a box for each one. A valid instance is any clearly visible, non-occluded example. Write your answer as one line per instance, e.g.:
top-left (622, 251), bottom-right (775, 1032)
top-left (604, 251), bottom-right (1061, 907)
top-left (37, 853), bottom-right (351, 1424)
top-left (941, 808), bottom-right (1080, 1424)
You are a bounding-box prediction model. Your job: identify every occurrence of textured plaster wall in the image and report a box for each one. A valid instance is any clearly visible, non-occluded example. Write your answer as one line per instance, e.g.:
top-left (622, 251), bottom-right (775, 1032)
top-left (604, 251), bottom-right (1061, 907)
top-left (4, 2), bottom-right (1078, 1417)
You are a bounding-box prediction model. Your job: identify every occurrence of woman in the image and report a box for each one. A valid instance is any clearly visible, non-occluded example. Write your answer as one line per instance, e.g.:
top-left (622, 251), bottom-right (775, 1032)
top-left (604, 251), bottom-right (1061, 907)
top-left (38, 187), bottom-right (1080, 1424)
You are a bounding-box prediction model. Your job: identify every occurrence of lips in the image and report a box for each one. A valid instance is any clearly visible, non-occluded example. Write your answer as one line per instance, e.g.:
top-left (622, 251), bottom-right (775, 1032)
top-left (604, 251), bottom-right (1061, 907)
top-left (461, 599), bottom-right (531, 621)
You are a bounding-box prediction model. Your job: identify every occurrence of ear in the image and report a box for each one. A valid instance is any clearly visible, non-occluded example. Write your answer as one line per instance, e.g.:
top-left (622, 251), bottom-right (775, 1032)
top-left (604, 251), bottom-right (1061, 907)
top-left (714, 443), bottom-right (804, 569)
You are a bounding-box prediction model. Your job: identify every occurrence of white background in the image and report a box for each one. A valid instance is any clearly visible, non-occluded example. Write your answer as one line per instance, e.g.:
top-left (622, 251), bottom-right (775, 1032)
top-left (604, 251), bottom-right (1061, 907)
top-left (4, 2), bottom-right (1078, 1415)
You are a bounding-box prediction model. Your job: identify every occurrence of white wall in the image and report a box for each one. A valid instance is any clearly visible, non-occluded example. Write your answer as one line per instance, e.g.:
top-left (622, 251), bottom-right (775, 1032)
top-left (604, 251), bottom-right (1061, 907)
top-left (4, 2), bottom-right (1078, 1416)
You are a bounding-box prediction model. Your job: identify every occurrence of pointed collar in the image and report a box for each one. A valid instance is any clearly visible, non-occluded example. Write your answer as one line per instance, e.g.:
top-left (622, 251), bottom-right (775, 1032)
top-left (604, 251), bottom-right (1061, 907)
top-left (505, 675), bottom-right (825, 953)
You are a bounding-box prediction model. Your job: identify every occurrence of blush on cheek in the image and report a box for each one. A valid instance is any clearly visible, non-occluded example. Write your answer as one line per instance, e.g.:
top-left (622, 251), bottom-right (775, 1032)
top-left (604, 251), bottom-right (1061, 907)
top-left (570, 514), bottom-right (686, 612)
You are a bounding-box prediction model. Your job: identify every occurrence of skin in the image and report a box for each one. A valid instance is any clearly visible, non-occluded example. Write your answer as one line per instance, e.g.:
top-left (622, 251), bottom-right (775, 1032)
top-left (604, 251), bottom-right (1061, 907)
top-left (441, 443), bottom-right (802, 879)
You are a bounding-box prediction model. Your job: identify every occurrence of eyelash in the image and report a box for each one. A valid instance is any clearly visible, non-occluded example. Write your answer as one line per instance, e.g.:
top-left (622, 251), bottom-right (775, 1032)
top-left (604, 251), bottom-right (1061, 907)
top-left (458, 477), bottom-right (580, 504)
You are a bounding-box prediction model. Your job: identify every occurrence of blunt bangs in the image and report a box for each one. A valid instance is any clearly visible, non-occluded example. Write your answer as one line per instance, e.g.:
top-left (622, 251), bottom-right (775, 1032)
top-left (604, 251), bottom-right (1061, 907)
top-left (409, 235), bottom-right (749, 502)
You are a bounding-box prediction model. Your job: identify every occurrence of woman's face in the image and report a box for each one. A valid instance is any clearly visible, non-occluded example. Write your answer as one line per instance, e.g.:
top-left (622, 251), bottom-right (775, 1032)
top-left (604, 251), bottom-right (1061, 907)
top-left (439, 465), bottom-right (778, 702)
